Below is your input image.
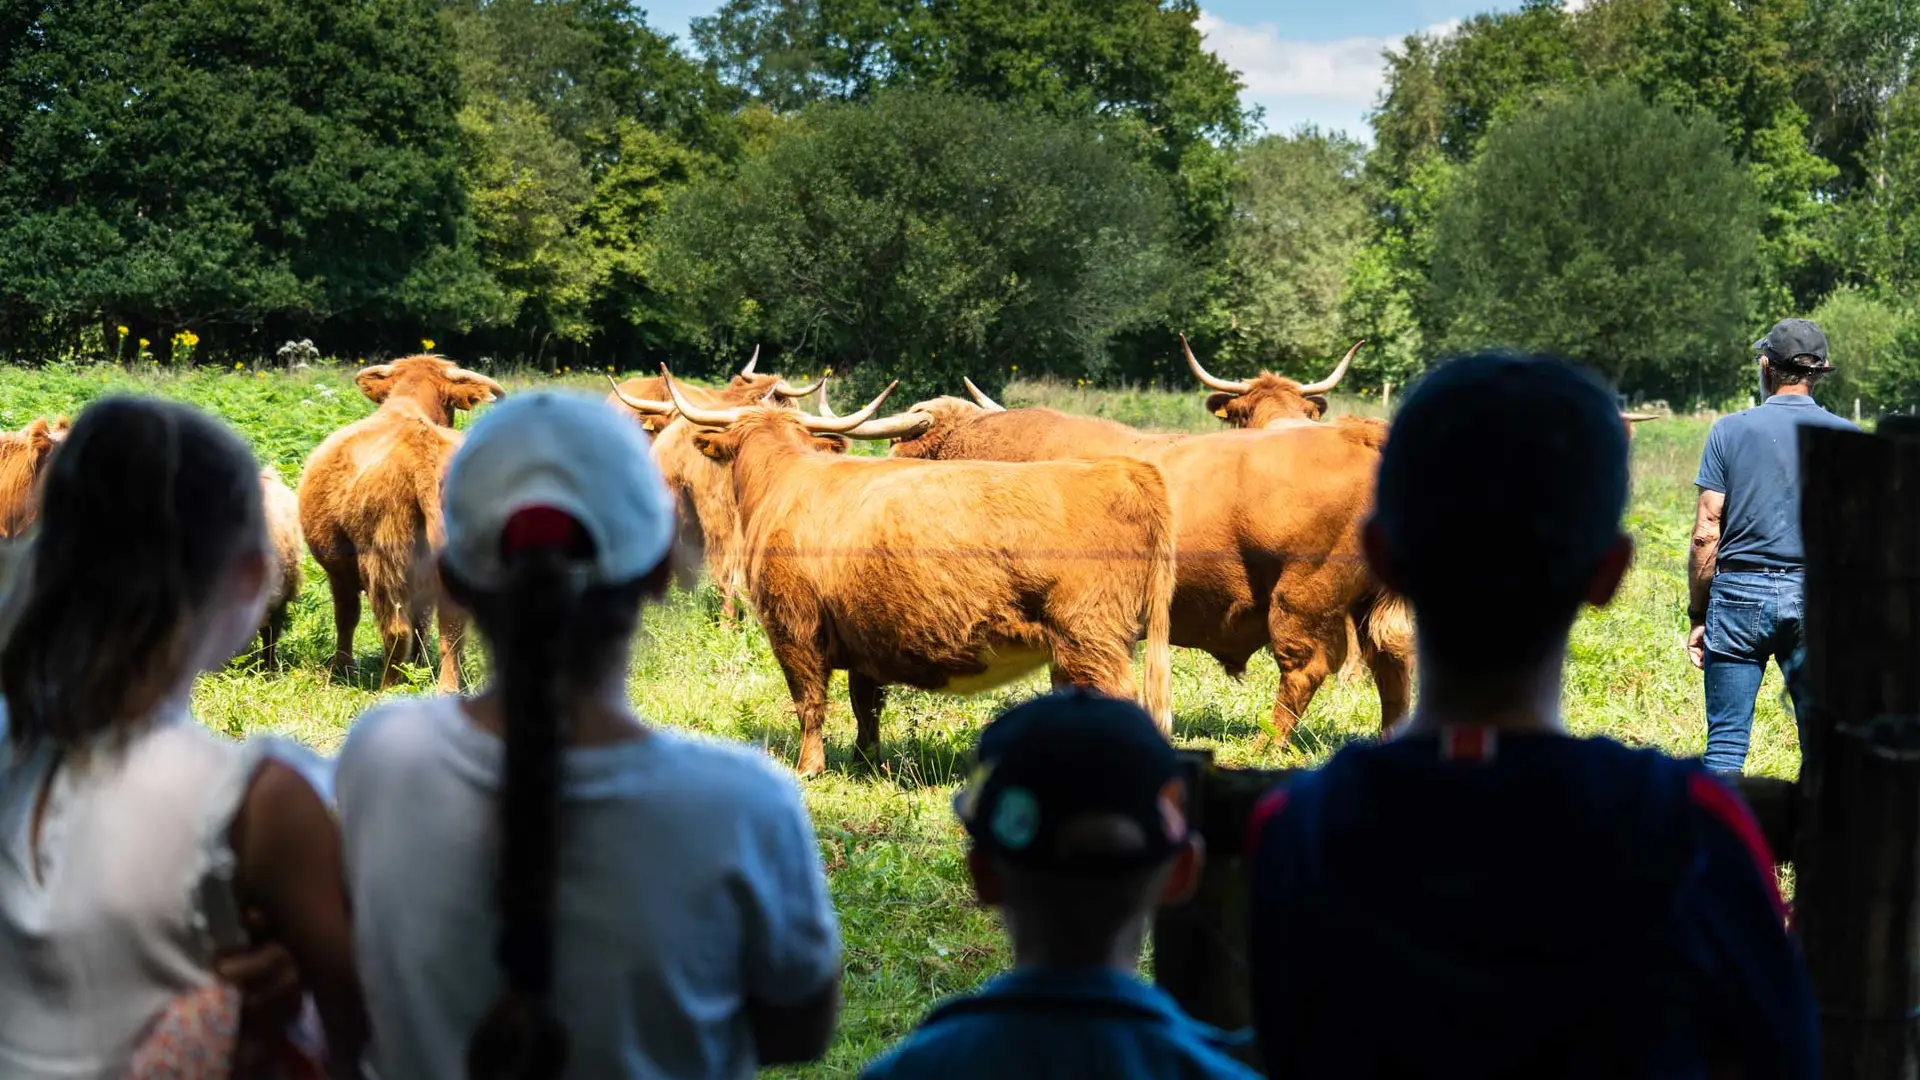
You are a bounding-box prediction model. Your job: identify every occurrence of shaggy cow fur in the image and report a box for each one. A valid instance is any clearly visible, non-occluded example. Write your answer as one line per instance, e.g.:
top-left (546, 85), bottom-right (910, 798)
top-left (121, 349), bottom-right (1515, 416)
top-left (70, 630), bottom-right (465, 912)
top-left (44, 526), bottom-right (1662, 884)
top-left (258, 465), bottom-right (304, 667)
top-left (0, 416), bottom-right (68, 538)
top-left (687, 405), bottom-right (1176, 777)
top-left (889, 400), bottom-right (1414, 746)
top-left (298, 355), bottom-right (503, 690)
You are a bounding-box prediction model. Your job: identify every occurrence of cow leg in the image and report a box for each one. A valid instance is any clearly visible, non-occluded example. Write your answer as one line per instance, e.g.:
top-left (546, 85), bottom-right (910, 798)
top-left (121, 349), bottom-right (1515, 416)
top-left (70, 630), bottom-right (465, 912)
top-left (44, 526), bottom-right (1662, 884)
top-left (261, 601), bottom-right (290, 669)
top-left (764, 624), bottom-right (832, 778)
top-left (849, 671), bottom-right (886, 768)
top-left (323, 566), bottom-right (360, 678)
top-left (435, 603), bottom-right (466, 693)
top-left (1367, 648), bottom-right (1413, 735)
top-left (1265, 604), bottom-right (1348, 748)
top-left (1049, 641), bottom-right (1138, 703)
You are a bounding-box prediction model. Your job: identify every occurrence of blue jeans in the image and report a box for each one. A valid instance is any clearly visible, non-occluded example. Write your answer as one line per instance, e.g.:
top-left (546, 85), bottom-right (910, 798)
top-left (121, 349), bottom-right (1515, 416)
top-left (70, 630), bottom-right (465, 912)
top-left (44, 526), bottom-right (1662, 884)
top-left (1703, 570), bottom-right (1809, 772)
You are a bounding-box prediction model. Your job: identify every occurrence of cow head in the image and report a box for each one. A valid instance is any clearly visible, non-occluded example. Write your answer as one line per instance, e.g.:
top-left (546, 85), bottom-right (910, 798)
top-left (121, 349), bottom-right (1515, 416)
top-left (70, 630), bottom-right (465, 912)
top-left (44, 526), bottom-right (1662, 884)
top-left (0, 416), bottom-right (71, 538)
top-left (1184, 335), bottom-right (1364, 428)
top-left (660, 368), bottom-right (901, 462)
top-left (355, 354), bottom-right (505, 426)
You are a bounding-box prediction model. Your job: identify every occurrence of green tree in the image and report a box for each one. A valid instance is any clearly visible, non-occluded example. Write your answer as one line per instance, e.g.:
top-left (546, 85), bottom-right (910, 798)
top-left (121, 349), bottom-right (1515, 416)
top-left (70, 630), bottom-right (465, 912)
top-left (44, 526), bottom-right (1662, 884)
top-left (1431, 84), bottom-right (1761, 399)
top-left (1217, 130), bottom-right (1368, 371)
top-left (0, 0), bottom-right (477, 360)
top-left (1810, 288), bottom-right (1920, 415)
top-left (655, 89), bottom-right (1181, 399)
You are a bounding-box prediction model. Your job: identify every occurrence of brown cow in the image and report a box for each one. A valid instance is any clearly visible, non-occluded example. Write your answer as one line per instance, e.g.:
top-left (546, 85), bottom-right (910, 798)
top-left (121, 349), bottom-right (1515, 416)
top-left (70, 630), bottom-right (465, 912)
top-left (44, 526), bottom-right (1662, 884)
top-left (607, 364), bottom-right (826, 620)
top-left (298, 355), bottom-right (504, 689)
top-left (862, 395), bottom-right (1411, 746)
top-left (658, 371), bottom-right (1176, 777)
top-left (0, 416), bottom-right (69, 538)
top-left (258, 465), bottom-right (304, 667)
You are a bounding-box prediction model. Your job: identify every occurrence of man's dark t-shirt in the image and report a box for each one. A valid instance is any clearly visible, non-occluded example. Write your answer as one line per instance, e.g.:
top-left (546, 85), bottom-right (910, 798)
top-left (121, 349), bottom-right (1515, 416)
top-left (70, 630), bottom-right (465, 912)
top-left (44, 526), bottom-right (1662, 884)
top-left (1246, 728), bottom-right (1817, 1079)
top-left (1695, 395), bottom-right (1856, 570)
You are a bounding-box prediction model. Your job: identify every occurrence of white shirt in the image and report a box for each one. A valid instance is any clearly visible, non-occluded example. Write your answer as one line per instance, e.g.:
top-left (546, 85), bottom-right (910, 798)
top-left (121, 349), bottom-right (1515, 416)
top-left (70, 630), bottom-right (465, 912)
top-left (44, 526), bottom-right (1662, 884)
top-left (0, 706), bottom-right (296, 1079)
top-left (336, 696), bottom-right (841, 1080)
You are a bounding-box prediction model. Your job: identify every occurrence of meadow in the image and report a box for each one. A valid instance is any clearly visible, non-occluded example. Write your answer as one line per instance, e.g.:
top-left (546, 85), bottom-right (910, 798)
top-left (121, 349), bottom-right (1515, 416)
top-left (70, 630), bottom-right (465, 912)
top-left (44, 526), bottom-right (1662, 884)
top-left (0, 359), bottom-right (1801, 1077)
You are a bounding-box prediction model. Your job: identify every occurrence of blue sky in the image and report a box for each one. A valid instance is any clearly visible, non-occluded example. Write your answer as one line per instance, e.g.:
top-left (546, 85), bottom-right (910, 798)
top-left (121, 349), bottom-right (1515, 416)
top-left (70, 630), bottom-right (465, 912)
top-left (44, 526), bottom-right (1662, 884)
top-left (637, 1), bottom-right (1511, 140)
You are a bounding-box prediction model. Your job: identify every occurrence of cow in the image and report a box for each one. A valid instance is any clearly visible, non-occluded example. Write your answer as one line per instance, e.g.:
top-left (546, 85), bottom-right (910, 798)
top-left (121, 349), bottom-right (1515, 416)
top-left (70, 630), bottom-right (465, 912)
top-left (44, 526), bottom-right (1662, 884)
top-left (847, 393), bottom-right (1412, 747)
top-left (258, 465), bottom-right (304, 668)
top-left (654, 369), bottom-right (1176, 778)
top-left (607, 364), bottom-right (826, 621)
top-left (1181, 336), bottom-right (1365, 429)
top-left (298, 354), bottom-right (504, 690)
top-left (0, 416), bottom-right (69, 538)
top-left (1183, 338), bottom-right (1667, 440)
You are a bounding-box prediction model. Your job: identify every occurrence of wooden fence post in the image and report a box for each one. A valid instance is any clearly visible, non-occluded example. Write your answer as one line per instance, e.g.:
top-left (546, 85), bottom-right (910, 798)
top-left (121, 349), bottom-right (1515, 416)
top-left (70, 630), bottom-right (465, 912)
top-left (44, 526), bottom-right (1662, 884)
top-left (1792, 422), bottom-right (1920, 1080)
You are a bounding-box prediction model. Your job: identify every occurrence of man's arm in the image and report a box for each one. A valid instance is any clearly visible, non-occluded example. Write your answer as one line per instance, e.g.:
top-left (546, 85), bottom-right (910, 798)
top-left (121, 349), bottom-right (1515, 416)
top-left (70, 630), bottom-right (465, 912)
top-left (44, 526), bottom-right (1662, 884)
top-left (1687, 488), bottom-right (1724, 669)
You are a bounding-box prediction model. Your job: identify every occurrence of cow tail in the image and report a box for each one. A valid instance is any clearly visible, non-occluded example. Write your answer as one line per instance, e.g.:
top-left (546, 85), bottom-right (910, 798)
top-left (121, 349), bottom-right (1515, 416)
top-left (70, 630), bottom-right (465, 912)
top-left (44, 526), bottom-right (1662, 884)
top-left (1139, 474), bottom-right (1176, 736)
top-left (1358, 587), bottom-right (1414, 668)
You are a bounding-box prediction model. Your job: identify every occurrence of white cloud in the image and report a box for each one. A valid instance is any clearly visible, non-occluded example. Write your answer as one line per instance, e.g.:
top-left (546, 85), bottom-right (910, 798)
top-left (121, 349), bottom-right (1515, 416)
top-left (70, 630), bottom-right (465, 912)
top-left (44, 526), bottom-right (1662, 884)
top-left (1197, 11), bottom-right (1462, 109)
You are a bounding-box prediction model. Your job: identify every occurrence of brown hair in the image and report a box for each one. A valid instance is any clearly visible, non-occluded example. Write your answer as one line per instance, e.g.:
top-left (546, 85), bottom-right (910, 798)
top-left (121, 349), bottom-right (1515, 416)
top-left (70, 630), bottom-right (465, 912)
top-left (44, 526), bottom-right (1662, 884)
top-left (2, 396), bottom-right (263, 750)
top-left (444, 513), bottom-right (670, 1080)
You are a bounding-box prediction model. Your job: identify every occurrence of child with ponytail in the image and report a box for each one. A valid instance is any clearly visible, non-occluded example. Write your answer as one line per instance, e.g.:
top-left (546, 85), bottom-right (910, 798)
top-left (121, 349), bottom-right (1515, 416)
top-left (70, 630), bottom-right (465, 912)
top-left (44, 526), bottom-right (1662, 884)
top-left (0, 396), bottom-right (366, 1078)
top-left (335, 391), bottom-right (842, 1079)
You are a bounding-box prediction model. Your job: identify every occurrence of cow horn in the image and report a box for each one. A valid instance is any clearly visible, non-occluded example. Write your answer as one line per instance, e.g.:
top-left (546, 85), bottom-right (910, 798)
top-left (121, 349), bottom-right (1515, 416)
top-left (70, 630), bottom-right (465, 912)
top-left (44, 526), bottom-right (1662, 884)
top-left (962, 377), bottom-right (1005, 411)
top-left (606, 375), bottom-right (674, 415)
top-left (448, 366), bottom-right (507, 399)
top-left (817, 380), bottom-right (836, 418)
top-left (662, 366), bottom-right (749, 428)
top-left (355, 362), bottom-right (397, 380)
top-left (1182, 334), bottom-right (1249, 394)
top-left (841, 410), bottom-right (935, 441)
top-left (1298, 340), bottom-right (1364, 396)
top-left (1621, 411), bottom-right (1661, 423)
top-left (800, 381), bottom-right (899, 433)
top-left (739, 344), bottom-right (759, 376)
top-left (773, 367), bottom-right (830, 398)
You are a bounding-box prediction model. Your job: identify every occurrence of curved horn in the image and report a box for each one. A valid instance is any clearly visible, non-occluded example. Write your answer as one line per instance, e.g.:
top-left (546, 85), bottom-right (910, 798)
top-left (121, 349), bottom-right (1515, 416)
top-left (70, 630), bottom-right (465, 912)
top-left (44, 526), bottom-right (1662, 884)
top-left (606, 375), bottom-right (675, 415)
top-left (1297, 340), bottom-right (1364, 396)
top-left (1620, 411), bottom-right (1661, 423)
top-left (817, 379), bottom-right (836, 418)
top-left (842, 410), bottom-right (936, 441)
top-left (1181, 334), bottom-right (1249, 394)
top-left (662, 366), bottom-right (750, 428)
top-left (447, 366), bottom-right (507, 398)
top-left (962, 377), bottom-right (1005, 411)
top-left (773, 367), bottom-right (830, 398)
top-left (800, 381), bottom-right (899, 433)
top-left (355, 363), bottom-right (397, 380)
top-left (739, 344), bottom-right (759, 376)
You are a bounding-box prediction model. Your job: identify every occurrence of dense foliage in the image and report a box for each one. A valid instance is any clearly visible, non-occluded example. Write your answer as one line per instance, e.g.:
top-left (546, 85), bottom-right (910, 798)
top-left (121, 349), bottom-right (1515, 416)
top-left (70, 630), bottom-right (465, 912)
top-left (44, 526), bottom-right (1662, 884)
top-left (3, 0), bottom-right (1920, 412)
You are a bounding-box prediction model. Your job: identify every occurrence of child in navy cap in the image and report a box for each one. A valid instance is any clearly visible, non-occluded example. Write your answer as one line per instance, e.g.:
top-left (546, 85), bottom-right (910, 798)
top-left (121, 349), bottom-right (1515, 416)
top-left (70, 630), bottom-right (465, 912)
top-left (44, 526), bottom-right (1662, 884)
top-left (861, 689), bottom-right (1257, 1080)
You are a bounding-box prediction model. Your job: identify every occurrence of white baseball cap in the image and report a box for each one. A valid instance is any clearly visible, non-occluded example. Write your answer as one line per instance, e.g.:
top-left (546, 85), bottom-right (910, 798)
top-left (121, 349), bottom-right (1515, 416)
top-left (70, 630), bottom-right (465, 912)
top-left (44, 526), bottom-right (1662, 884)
top-left (441, 390), bottom-right (675, 590)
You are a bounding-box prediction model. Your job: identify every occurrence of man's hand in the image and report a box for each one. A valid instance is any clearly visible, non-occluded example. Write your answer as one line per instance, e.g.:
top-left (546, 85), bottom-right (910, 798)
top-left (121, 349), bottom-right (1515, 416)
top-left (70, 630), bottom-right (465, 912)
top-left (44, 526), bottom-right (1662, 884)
top-left (1688, 622), bottom-right (1707, 670)
top-left (214, 908), bottom-right (303, 1035)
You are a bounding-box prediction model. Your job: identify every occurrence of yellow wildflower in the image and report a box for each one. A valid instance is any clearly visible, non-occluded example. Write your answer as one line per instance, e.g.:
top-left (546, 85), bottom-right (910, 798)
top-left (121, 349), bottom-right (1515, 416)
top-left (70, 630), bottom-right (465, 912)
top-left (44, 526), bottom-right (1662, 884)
top-left (605, 365), bottom-right (614, 373)
top-left (1010, 365), bottom-right (1018, 372)
top-left (255, 371), bottom-right (266, 380)
top-left (138, 338), bottom-right (149, 349)
top-left (422, 338), bottom-right (436, 351)
top-left (235, 362), bottom-right (245, 370)
top-left (116, 325), bottom-right (129, 338)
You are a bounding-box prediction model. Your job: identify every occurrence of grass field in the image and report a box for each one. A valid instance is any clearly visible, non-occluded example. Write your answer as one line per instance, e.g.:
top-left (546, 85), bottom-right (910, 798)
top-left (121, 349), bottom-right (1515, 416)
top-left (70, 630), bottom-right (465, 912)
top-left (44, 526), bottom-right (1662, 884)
top-left (0, 359), bottom-right (1802, 1076)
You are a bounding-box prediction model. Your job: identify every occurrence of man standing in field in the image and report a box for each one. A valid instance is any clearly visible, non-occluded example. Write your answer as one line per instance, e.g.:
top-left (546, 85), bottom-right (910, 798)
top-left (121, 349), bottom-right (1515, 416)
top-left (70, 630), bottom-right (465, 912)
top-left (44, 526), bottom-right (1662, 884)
top-left (1688, 318), bottom-right (1856, 773)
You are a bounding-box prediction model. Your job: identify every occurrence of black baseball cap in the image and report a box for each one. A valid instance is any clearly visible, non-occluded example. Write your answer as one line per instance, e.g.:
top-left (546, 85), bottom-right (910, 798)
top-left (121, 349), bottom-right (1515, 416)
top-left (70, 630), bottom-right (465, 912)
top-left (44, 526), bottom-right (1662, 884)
top-left (953, 689), bottom-right (1188, 877)
top-left (1753, 318), bottom-right (1833, 372)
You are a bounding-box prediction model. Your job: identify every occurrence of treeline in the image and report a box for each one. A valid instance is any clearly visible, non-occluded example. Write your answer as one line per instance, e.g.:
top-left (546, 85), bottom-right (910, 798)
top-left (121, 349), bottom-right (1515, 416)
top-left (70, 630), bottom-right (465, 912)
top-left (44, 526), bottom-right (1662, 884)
top-left (3, 0), bottom-right (1919, 409)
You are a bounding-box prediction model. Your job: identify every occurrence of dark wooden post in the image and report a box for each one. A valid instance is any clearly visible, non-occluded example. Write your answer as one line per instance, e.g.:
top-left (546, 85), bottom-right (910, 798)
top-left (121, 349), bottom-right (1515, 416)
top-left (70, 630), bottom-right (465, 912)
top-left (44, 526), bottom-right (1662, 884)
top-left (1792, 423), bottom-right (1920, 1080)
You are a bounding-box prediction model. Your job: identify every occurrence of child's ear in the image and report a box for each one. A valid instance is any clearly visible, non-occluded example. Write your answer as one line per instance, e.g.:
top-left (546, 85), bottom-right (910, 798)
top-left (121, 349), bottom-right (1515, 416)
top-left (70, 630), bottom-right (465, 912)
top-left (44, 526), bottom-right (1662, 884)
top-left (965, 846), bottom-right (1003, 908)
top-left (693, 431), bottom-right (740, 462)
top-left (1361, 517), bottom-right (1402, 595)
top-left (1585, 533), bottom-right (1635, 609)
top-left (1158, 835), bottom-right (1205, 908)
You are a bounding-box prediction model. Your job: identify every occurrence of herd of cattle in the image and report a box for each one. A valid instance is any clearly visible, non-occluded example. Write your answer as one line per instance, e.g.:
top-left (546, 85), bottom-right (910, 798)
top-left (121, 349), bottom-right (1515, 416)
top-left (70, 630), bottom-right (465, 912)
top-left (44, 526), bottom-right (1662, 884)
top-left (0, 347), bottom-right (1658, 775)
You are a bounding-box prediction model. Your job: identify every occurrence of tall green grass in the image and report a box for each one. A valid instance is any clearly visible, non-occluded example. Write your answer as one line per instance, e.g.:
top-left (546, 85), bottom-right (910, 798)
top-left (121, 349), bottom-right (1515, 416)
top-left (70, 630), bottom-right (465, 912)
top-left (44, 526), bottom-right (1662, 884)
top-left (0, 362), bottom-right (1797, 1077)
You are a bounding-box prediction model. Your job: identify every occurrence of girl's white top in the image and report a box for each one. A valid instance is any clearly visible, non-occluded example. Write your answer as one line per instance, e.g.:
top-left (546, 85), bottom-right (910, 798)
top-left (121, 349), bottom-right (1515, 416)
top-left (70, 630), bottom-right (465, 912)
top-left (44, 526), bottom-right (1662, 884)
top-left (0, 702), bottom-right (323, 1079)
top-left (335, 695), bottom-right (841, 1080)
